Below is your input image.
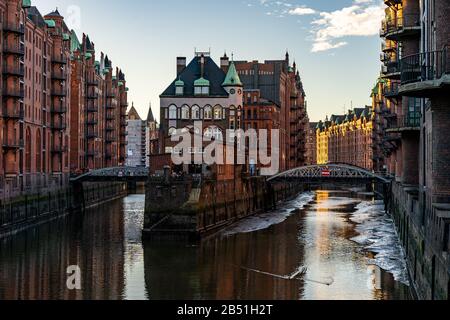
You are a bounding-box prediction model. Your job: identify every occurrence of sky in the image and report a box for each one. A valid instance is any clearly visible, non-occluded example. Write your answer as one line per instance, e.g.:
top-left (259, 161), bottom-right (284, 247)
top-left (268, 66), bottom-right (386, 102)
top-left (32, 0), bottom-right (385, 122)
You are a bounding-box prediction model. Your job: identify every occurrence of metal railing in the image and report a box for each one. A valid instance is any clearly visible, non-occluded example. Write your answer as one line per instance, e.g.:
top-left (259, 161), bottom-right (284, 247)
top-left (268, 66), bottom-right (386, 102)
top-left (386, 114), bottom-right (421, 130)
top-left (52, 55), bottom-right (67, 64)
top-left (2, 138), bottom-right (24, 148)
top-left (2, 106), bottom-right (24, 119)
top-left (3, 43), bottom-right (25, 55)
top-left (3, 65), bottom-right (25, 76)
top-left (51, 88), bottom-right (67, 96)
top-left (2, 23), bottom-right (25, 34)
top-left (2, 88), bottom-right (24, 98)
top-left (383, 81), bottom-right (400, 97)
top-left (51, 104), bottom-right (67, 113)
top-left (381, 14), bottom-right (420, 36)
top-left (51, 70), bottom-right (67, 80)
top-left (401, 47), bottom-right (450, 84)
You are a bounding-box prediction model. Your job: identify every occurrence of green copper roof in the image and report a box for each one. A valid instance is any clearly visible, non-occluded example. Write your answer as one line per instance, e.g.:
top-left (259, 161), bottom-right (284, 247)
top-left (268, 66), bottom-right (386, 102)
top-left (194, 77), bottom-right (210, 87)
top-left (22, 0), bottom-right (31, 8)
top-left (45, 19), bottom-right (56, 28)
top-left (175, 78), bottom-right (184, 86)
top-left (70, 30), bottom-right (81, 53)
top-left (94, 61), bottom-right (100, 67)
top-left (112, 76), bottom-right (117, 80)
top-left (222, 61), bottom-right (242, 87)
top-left (63, 33), bottom-right (70, 41)
top-left (85, 52), bottom-right (92, 60)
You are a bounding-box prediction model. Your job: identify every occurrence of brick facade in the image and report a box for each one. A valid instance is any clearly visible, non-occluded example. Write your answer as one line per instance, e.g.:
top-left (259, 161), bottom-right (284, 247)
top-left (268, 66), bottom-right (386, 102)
top-left (0, 1), bottom-right (128, 199)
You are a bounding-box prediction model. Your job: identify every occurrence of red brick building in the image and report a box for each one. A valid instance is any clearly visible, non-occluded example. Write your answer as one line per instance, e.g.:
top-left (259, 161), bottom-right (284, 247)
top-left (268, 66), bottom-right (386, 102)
top-left (69, 33), bottom-right (128, 173)
top-left (234, 53), bottom-right (308, 171)
top-left (0, 1), bottom-right (128, 200)
top-left (305, 120), bottom-right (317, 166)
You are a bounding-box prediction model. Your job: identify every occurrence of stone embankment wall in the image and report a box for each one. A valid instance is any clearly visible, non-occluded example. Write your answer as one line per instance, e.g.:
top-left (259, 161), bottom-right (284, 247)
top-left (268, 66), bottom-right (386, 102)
top-left (0, 182), bottom-right (127, 238)
top-left (144, 174), bottom-right (303, 239)
top-left (390, 182), bottom-right (450, 300)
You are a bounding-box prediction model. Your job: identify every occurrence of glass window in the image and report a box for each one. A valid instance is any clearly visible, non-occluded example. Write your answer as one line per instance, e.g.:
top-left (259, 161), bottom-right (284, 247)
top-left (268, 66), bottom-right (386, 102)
top-left (204, 126), bottom-right (223, 141)
top-left (175, 86), bottom-right (183, 95)
top-left (214, 105), bottom-right (223, 120)
top-left (181, 105), bottom-right (190, 119)
top-left (169, 105), bottom-right (177, 120)
top-left (192, 105), bottom-right (200, 119)
top-left (204, 105), bottom-right (212, 120)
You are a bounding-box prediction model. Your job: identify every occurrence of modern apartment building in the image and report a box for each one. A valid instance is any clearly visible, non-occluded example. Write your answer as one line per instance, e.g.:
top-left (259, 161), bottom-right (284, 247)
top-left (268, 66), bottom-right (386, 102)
top-left (125, 104), bottom-right (146, 167)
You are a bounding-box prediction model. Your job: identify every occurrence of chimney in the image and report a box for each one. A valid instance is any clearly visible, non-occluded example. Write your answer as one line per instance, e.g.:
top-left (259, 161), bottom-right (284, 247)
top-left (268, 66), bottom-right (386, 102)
top-left (220, 53), bottom-right (229, 72)
top-left (177, 57), bottom-right (186, 76)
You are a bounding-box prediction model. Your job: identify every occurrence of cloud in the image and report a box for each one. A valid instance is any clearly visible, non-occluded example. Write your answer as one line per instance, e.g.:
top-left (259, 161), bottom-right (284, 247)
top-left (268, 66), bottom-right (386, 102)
top-left (288, 7), bottom-right (316, 16)
top-left (310, 2), bottom-right (385, 52)
top-left (251, 0), bottom-right (384, 52)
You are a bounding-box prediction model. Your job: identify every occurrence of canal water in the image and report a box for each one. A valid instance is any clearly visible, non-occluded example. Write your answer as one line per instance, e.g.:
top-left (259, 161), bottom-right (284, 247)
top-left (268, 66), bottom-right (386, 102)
top-left (0, 190), bottom-right (411, 300)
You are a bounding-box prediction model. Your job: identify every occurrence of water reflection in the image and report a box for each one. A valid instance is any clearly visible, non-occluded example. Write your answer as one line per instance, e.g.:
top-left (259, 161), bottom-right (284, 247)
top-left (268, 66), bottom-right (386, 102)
top-left (0, 190), bottom-right (411, 300)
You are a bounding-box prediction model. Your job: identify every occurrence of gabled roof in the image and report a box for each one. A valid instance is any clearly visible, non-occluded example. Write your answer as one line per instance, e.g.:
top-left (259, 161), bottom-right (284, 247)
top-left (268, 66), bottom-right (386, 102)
top-left (128, 104), bottom-right (141, 121)
top-left (161, 56), bottom-right (228, 97)
top-left (46, 8), bottom-right (62, 17)
top-left (27, 6), bottom-right (46, 28)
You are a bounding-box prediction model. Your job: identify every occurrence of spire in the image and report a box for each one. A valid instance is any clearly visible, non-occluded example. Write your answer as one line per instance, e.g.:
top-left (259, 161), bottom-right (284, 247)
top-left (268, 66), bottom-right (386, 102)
top-left (222, 61), bottom-right (243, 87)
top-left (127, 103), bottom-right (141, 121)
top-left (147, 102), bottom-right (155, 122)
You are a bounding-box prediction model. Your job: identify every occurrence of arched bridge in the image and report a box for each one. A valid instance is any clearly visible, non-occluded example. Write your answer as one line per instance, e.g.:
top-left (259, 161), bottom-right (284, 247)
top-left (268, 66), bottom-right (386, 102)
top-left (268, 164), bottom-right (391, 184)
top-left (71, 167), bottom-right (149, 183)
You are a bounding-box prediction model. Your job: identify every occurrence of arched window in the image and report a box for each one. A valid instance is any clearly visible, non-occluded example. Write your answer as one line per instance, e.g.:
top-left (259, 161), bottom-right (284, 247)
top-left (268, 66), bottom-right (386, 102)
top-left (213, 105), bottom-right (223, 120)
top-left (181, 105), bottom-right (190, 120)
top-left (204, 105), bottom-right (212, 120)
top-left (169, 105), bottom-right (177, 120)
top-left (191, 105), bottom-right (200, 120)
top-left (36, 129), bottom-right (42, 172)
top-left (25, 127), bottom-right (31, 173)
top-left (229, 105), bottom-right (236, 116)
top-left (204, 126), bottom-right (223, 141)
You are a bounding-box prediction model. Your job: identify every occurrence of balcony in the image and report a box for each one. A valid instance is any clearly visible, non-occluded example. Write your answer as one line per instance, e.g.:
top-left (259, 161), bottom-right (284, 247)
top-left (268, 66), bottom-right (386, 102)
top-left (381, 60), bottom-right (400, 79)
top-left (106, 114), bottom-right (115, 120)
top-left (86, 93), bottom-right (99, 100)
top-left (386, 115), bottom-right (421, 132)
top-left (2, 88), bottom-right (24, 99)
top-left (384, 0), bottom-right (402, 7)
top-left (51, 145), bottom-right (68, 153)
top-left (86, 150), bottom-right (96, 157)
top-left (52, 56), bottom-right (67, 65)
top-left (382, 40), bottom-right (396, 53)
top-left (383, 82), bottom-right (400, 98)
top-left (2, 107), bottom-right (24, 119)
top-left (86, 119), bottom-right (98, 125)
top-left (51, 88), bottom-right (67, 97)
top-left (399, 47), bottom-right (450, 97)
top-left (106, 91), bottom-right (116, 98)
top-left (51, 121), bottom-right (67, 130)
top-left (2, 138), bottom-right (24, 149)
top-left (120, 131), bottom-right (129, 137)
top-left (2, 23), bottom-right (25, 34)
top-left (86, 132), bottom-right (97, 139)
top-left (3, 65), bottom-right (24, 77)
top-left (105, 104), bottom-right (115, 109)
top-left (105, 125), bottom-right (115, 132)
top-left (51, 105), bottom-right (67, 114)
top-left (51, 71), bottom-right (67, 80)
top-left (381, 14), bottom-right (421, 40)
top-left (86, 106), bottom-right (98, 113)
top-left (106, 136), bottom-right (117, 143)
top-left (87, 80), bottom-right (99, 86)
top-left (3, 43), bottom-right (25, 56)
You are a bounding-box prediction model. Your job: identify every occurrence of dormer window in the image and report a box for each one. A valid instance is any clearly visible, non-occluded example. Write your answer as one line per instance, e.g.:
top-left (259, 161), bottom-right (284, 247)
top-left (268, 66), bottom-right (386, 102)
top-left (194, 77), bottom-right (210, 96)
top-left (175, 78), bottom-right (184, 95)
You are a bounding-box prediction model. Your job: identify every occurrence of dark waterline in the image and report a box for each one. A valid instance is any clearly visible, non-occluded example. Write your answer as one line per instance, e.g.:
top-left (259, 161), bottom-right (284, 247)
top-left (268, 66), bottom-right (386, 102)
top-left (0, 190), bottom-right (411, 300)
